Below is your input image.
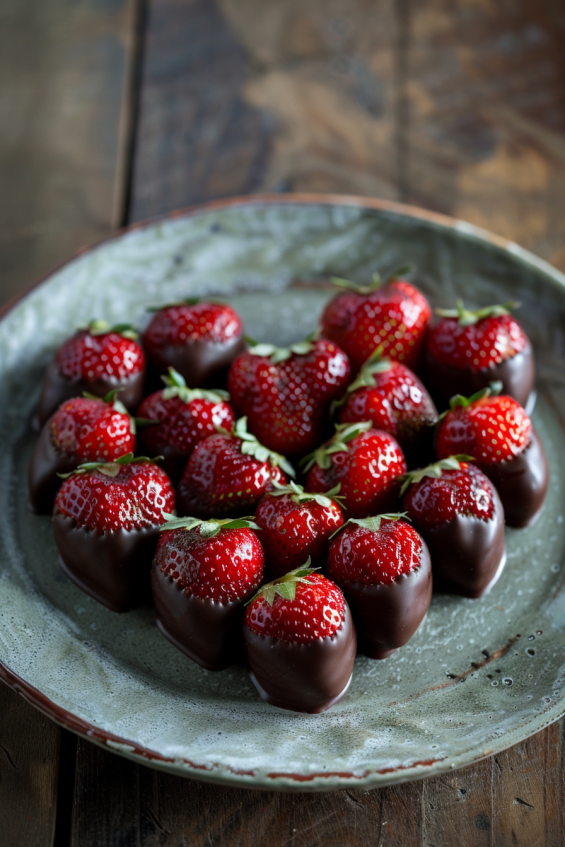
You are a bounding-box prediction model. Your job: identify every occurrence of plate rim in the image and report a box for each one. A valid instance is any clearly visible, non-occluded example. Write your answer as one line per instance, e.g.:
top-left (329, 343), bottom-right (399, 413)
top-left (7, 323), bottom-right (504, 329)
top-left (5, 191), bottom-right (565, 791)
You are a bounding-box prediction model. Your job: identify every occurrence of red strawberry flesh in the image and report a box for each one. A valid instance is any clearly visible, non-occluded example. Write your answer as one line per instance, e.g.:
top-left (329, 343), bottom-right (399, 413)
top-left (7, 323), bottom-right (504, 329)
top-left (144, 302), bottom-right (242, 347)
top-left (138, 391), bottom-right (234, 459)
top-left (155, 527), bottom-right (264, 602)
top-left (403, 462), bottom-right (495, 528)
top-left (327, 519), bottom-right (422, 585)
top-left (56, 330), bottom-right (145, 382)
top-left (50, 397), bottom-right (135, 461)
top-left (245, 573), bottom-right (345, 644)
top-left (436, 396), bottom-right (531, 465)
top-left (427, 313), bottom-right (527, 372)
top-left (55, 463), bottom-right (175, 532)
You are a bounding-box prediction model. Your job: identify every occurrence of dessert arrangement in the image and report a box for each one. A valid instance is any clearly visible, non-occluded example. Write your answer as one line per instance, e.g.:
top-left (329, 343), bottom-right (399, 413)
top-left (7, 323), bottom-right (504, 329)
top-left (27, 272), bottom-right (550, 715)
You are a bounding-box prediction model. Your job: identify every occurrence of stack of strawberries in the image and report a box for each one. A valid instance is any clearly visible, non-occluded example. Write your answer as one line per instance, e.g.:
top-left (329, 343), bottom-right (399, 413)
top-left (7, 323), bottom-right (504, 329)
top-left (28, 272), bottom-right (548, 714)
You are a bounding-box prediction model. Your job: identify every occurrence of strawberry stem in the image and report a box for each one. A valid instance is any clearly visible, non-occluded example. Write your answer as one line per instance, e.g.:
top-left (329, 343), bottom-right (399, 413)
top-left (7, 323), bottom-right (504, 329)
top-left (435, 299), bottom-right (519, 327)
top-left (330, 264), bottom-right (414, 295)
top-left (268, 479), bottom-right (344, 507)
top-left (330, 512), bottom-right (408, 539)
top-left (300, 421), bottom-right (373, 472)
top-left (245, 333), bottom-right (317, 364)
top-left (159, 513), bottom-right (260, 538)
top-left (335, 346), bottom-right (391, 407)
top-left (160, 367), bottom-right (230, 404)
top-left (57, 452), bottom-right (163, 480)
top-left (86, 320), bottom-right (138, 340)
top-left (231, 417), bottom-right (296, 477)
top-left (399, 455), bottom-right (474, 496)
top-left (245, 559), bottom-right (318, 607)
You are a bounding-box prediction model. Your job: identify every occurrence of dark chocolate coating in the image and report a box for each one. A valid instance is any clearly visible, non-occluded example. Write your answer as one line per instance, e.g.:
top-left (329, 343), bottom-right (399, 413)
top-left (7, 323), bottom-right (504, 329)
top-left (146, 445), bottom-right (188, 484)
top-left (417, 482), bottom-right (506, 598)
top-left (424, 338), bottom-right (535, 409)
top-left (35, 359), bottom-right (145, 428)
top-left (144, 335), bottom-right (246, 389)
top-left (151, 566), bottom-right (246, 671)
top-left (482, 427), bottom-right (548, 528)
top-left (28, 417), bottom-right (79, 514)
top-left (53, 513), bottom-right (160, 612)
top-left (338, 541), bottom-right (432, 659)
top-left (244, 606), bottom-right (357, 713)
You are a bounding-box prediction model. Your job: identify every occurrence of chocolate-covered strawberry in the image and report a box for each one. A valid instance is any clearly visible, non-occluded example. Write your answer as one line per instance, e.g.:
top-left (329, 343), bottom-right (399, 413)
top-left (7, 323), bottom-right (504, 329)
top-left (227, 336), bottom-right (350, 459)
top-left (338, 350), bottom-right (437, 462)
top-left (29, 392), bottom-right (136, 514)
top-left (36, 321), bottom-right (145, 427)
top-left (327, 514), bottom-right (432, 658)
top-left (255, 480), bottom-right (344, 577)
top-left (244, 566), bottom-right (356, 713)
top-left (138, 367), bottom-right (235, 481)
top-left (152, 515), bottom-right (264, 671)
top-left (177, 417), bottom-right (293, 519)
top-left (320, 269), bottom-right (431, 373)
top-left (143, 299), bottom-right (245, 388)
top-left (425, 300), bottom-right (534, 407)
top-left (436, 389), bottom-right (548, 528)
top-left (302, 422), bottom-right (407, 518)
top-left (401, 457), bottom-right (506, 597)
top-left (53, 454), bottom-right (175, 612)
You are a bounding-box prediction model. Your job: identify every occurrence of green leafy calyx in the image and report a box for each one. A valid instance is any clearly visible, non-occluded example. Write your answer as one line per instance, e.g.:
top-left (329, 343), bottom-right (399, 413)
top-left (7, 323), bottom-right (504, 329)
top-left (159, 512), bottom-right (260, 538)
top-left (245, 333), bottom-right (316, 364)
top-left (160, 367), bottom-right (230, 404)
top-left (448, 381), bottom-right (503, 410)
top-left (435, 299), bottom-right (519, 327)
top-left (57, 452), bottom-right (162, 480)
top-left (232, 417), bottom-right (295, 477)
top-left (300, 421), bottom-right (373, 472)
top-left (86, 320), bottom-right (138, 340)
top-left (330, 264), bottom-right (414, 295)
top-left (330, 512), bottom-right (408, 539)
top-left (335, 347), bottom-right (391, 406)
top-left (399, 456), bottom-right (474, 496)
top-left (268, 479), bottom-right (344, 508)
top-left (246, 559), bottom-right (318, 607)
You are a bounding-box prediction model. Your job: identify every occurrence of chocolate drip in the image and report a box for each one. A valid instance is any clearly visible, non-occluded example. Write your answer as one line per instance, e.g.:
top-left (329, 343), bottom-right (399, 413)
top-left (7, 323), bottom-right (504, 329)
top-left (151, 566), bottom-right (246, 671)
top-left (418, 482), bottom-right (506, 597)
top-left (244, 607), bottom-right (357, 713)
top-left (424, 339), bottom-right (535, 409)
top-left (35, 359), bottom-right (145, 428)
top-left (339, 542), bottom-right (432, 659)
top-left (28, 418), bottom-right (79, 514)
top-left (144, 335), bottom-right (246, 390)
top-left (53, 513), bottom-right (160, 612)
top-left (482, 427), bottom-right (548, 528)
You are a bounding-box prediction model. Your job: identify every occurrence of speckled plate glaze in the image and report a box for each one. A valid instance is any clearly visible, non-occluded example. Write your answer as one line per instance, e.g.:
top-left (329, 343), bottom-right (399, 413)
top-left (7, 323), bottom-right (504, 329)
top-left (3, 194), bottom-right (565, 792)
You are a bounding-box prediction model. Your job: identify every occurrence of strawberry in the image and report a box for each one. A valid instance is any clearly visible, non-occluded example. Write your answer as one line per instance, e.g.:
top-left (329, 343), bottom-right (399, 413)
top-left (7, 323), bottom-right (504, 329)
top-left (177, 417), bottom-right (292, 519)
top-left (319, 269), bottom-right (431, 373)
top-left (152, 515), bottom-right (264, 670)
top-left (28, 392), bottom-right (136, 514)
top-left (327, 514), bottom-right (432, 658)
top-left (401, 456), bottom-right (506, 597)
top-left (435, 390), bottom-right (548, 527)
top-left (36, 321), bottom-right (145, 426)
top-left (227, 336), bottom-right (350, 459)
top-left (53, 455), bottom-right (176, 612)
top-left (143, 298), bottom-right (245, 388)
top-left (243, 566), bottom-right (356, 712)
top-left (137, 367), bottom-right (235, 480)
top-left (254, 480), bottom-right (344, 576)
top-left (337, 350), bottom-right (436, 460)
top-left (303, 422), bottom-right (406, 518)
top-left (425, 300), bottom-right (534, 407)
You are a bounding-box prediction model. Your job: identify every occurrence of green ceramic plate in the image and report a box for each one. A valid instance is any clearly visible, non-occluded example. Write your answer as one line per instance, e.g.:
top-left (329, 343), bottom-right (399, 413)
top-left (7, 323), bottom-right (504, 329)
top-left (3, 194), bottom-right (565, 792)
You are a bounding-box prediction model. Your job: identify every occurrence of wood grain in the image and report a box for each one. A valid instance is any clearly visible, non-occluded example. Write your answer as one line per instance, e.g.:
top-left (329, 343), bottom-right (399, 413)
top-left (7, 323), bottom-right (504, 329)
top-left (0, 0), bottom-right (137, 307)
top-left (0, 682), bottom-right (60, 847)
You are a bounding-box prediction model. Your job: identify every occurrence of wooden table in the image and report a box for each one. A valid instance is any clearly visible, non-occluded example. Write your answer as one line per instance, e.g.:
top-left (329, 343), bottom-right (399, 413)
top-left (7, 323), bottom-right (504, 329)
top-left (2, 1), bottom-right (565, 843)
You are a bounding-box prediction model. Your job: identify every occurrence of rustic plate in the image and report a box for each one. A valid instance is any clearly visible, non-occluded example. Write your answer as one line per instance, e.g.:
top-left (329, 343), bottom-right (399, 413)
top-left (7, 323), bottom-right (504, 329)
top-left (3, 194), bottom-right (565, 792)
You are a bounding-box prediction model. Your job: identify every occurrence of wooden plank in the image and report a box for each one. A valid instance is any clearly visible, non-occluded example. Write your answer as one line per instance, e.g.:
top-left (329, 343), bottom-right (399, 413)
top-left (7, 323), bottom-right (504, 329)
top-left (403, 0), bottom-right (565, 270)
top-left (0, 681), bottom-right (60, 847)
top-left (130, 0), bottom-right (400, 221)
top-left (0, 0), bottom-right (137, 307)
top-left (70, 740), bottom-right (141, 847)
top-left (422, 758), bottom-right (493, 847)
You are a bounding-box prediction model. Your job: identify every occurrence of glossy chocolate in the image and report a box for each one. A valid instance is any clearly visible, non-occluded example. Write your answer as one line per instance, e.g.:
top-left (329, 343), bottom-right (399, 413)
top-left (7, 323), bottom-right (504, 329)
top-left (145, 335), bottom-right (246, 390)
top-left (35, 359), bottom-right (145, 428)
top-left (424, 338), bottom-right (535, 409)
top-left (151, 566), bottom-right (246, 671)
top-left (338, 541), bottom-right (432, 659)
top-left (244, 606), bottom-right (357, 713)
top-left (482, 427), bottom-right (548, 528)
top-left (28, 417), bottom-right (78, 514)
top-left (53, 513), bottom-right (160, 612)
top-left (418, 482), bottom-right (506, 598)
